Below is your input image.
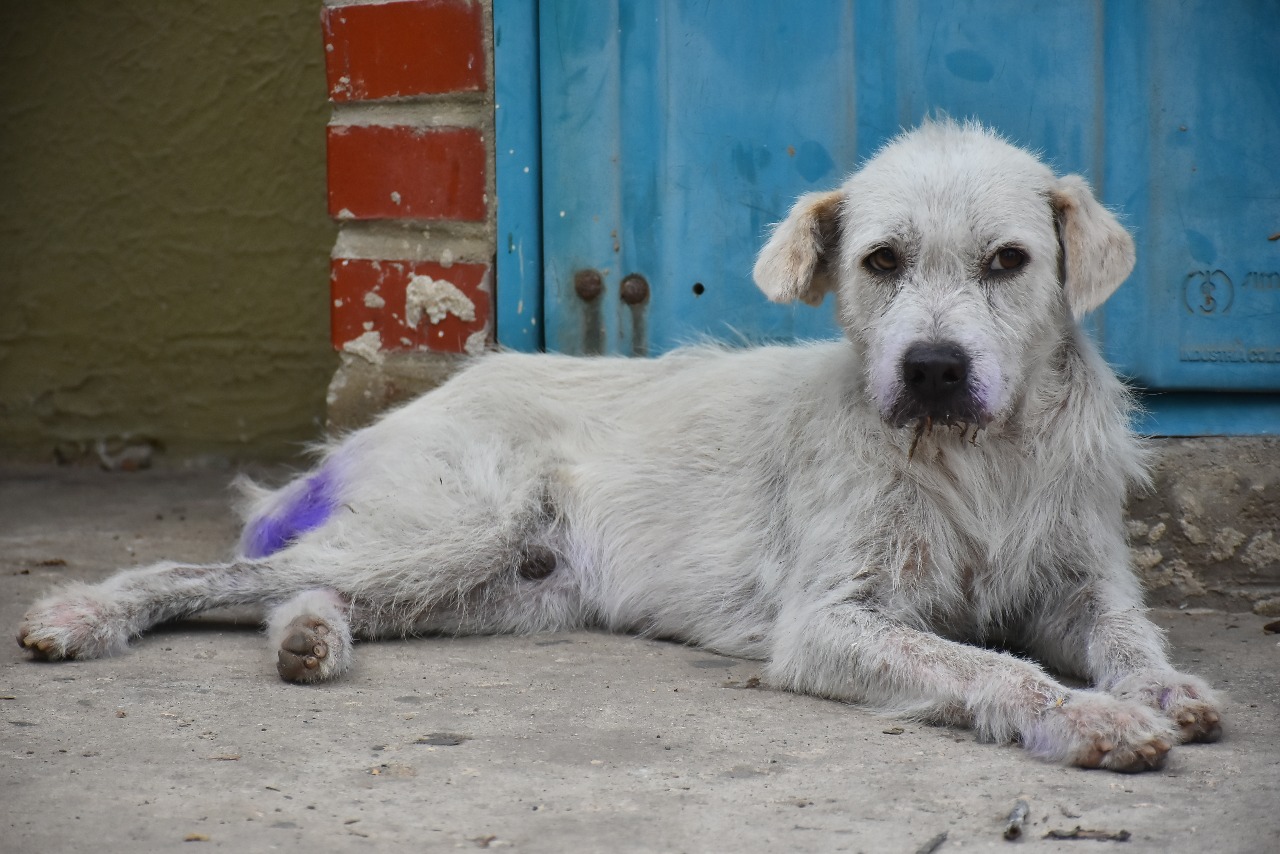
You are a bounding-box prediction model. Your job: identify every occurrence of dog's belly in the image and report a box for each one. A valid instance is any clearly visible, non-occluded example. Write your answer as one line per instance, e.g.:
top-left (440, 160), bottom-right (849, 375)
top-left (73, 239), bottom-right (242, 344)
top-left (534, 447), bottom-right (783, 658)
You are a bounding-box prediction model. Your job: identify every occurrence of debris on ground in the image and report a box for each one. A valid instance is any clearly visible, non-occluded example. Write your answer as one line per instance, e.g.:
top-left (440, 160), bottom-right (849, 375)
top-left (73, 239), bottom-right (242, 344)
top-left (414, 733), bottom-right (470, 746)
top-left (1044, 826), bottom-right (1131, 841)
top-left (1003, 799), bottom-right (1030, 840)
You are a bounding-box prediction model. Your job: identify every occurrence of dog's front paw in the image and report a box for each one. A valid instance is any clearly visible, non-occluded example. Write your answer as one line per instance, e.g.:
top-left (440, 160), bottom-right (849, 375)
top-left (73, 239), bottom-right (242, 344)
top-left (1023, 691), bottom-right (1175, 773)
top-left (17, 587), bottom-right (131, 661)
top-left (1108, 670), bottom-right (1222, 744)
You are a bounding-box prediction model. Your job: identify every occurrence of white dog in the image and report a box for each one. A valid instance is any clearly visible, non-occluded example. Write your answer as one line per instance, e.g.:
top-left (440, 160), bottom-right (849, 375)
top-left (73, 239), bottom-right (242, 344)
top-left (18, 120), bottom-right (1221, 772)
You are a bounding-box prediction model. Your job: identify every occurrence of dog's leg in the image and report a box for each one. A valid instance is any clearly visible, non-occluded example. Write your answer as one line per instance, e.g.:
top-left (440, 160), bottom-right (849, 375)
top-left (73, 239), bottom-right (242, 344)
top-left (20, 498), bottom-right (569, 671)
top-left (20, 444), bottom-right (573, 675)
top-left (767, 603), bottom-right (1176, 772)
top-left (17, 547), bottom-right (556, 665)
top-left (16, 559), bottom-right (278, 661)
top-left (1028, 581), bottom-right (1223, 745)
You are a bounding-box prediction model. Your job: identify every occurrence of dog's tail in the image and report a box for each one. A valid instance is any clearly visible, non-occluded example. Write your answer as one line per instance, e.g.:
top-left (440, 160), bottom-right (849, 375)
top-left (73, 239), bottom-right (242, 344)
top-left (231, 462), bottom-right (344, 560)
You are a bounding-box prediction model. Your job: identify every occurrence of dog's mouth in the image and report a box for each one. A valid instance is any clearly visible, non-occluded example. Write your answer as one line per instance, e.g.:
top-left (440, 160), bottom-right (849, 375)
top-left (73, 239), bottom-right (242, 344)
top-left (901, 413), bottom-right (988, 460)
top-left (889, 398), bottom-right (989, 430)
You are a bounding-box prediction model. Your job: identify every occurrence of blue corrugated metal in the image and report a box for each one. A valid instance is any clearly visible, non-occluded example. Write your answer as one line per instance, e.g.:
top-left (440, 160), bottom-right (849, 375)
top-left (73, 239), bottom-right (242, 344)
top-left (1103, 0), bottom-right (1280, 393)
top-left (496, 0), bottom-right (1280, 434)
top-left (539, 1), bottom-right (862, 354)
top-left (494, 0), bottom-right (544, 351)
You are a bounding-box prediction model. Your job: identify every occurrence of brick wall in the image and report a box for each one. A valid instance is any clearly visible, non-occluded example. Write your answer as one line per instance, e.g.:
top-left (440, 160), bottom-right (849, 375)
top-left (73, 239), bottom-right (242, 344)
top-left (321, 0), bottom-right (495, 428)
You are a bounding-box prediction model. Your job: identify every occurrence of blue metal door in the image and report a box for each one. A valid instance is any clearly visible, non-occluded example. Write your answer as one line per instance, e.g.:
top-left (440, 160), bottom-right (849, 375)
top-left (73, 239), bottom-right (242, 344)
top-left (494, 1), bottom-right (1280, 434)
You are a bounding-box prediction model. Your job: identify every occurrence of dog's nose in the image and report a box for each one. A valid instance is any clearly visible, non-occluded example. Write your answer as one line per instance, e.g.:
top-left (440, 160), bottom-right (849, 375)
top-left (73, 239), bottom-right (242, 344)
top-left (901, 343), bottom-right (970, 402)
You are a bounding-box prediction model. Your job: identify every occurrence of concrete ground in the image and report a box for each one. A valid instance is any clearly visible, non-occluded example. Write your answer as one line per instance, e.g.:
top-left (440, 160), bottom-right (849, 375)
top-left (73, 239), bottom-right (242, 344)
top-left (2, 465), bottom-right (1278, 854)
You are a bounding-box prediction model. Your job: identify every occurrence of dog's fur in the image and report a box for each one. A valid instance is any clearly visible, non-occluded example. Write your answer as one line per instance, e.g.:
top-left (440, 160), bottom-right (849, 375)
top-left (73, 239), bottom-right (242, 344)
top-left (18, 121), bottom-right (1222, 772)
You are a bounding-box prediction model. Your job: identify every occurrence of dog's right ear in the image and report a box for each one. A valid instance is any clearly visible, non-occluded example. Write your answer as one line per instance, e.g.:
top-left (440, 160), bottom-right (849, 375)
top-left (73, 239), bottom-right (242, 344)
top-left (753, 189), bottom-right (845, 306)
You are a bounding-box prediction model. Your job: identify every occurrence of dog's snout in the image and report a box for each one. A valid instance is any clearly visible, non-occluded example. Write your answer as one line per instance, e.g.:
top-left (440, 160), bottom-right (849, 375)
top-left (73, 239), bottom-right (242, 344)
top-left (892, 342), bottom-right (982, 427)
top-left (902, 343), bottom-right (970, 398)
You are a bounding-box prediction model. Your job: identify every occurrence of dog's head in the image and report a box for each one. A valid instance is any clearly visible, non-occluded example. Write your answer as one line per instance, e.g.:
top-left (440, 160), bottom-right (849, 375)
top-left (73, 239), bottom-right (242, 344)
top-left (753, 120), bottom-right (1135, 432)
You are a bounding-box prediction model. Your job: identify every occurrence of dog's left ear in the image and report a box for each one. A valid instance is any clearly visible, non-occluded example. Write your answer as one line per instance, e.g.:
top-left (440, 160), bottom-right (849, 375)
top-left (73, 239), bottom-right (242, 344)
top-left (1051, 175), bottom-right (1136, 318)
top-left (753, 189), bottom-right (845, 306)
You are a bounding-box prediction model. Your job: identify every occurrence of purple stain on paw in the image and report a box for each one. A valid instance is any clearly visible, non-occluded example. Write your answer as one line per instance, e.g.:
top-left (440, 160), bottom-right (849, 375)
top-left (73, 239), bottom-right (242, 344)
top-left (242, 468), bottom-right (339, 559)
top-left (1158, 687), bottom-right (1174, 710)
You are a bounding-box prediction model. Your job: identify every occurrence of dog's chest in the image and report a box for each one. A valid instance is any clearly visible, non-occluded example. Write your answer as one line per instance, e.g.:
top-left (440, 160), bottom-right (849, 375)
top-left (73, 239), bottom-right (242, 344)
top-left (894, 444), bottom-right (1065, 623)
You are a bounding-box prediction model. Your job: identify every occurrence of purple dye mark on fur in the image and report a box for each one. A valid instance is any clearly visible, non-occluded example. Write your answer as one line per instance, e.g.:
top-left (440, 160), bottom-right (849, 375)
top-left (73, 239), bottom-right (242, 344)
top-left (1158, 687), bottom-right (1174, 711)
top-left (1020, 722), bottom-right (1056, 759)
top-left (243, 468), bottom-right (339, 559)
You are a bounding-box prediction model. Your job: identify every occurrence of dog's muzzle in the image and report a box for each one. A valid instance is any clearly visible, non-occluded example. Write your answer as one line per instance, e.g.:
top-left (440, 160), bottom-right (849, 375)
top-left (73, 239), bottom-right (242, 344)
top-left (892, 342), bottom-right (985, 427)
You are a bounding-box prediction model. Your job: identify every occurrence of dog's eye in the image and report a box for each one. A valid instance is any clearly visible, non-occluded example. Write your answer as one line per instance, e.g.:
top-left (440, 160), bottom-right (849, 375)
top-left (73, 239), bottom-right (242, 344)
top-left (988, 247), bottom-right (1027, 273)
top-left (865, 247), bottom-right (899, 273)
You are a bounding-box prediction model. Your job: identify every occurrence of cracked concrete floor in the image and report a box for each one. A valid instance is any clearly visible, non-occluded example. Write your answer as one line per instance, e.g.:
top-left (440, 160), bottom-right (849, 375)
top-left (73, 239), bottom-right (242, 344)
top-left (2, 466), bottom-right (1278, 853)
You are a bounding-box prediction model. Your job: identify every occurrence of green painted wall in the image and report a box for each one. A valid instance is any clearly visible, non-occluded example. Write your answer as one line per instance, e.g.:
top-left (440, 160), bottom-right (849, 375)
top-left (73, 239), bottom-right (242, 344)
top-left (0, 1), bottom-right (337, 462)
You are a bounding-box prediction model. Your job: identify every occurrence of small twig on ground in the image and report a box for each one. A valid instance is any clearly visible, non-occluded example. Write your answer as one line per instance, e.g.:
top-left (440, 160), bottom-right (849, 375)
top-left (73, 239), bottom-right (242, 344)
top-left (1003, 799), bottom-right (1030, 840)
top-left (1044, 826), bottom-right (1131, 842)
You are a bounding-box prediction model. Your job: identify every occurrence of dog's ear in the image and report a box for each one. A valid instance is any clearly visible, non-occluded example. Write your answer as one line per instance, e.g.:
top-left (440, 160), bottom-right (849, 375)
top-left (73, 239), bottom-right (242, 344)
top-left (1051, 175), bottom-right (1136, 318)
top-left (753, 189), bottom-right (845, 306)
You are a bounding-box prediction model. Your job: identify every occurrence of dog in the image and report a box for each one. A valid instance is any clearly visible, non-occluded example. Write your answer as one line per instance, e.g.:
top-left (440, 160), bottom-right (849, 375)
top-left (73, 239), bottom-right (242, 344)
top-left (18, 120), bottom-right (1222, 772)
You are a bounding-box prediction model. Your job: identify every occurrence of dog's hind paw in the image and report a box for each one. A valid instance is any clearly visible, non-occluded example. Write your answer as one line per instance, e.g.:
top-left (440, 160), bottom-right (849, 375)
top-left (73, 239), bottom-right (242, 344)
top-left (1024, 691), bottom-right (1176, 773)
top-left (276, 614), bottom-right (350, 683)
top-left (17, 588), bottom-right (131, 661)
top-left (1108, 670), bottom-right (1223, 744)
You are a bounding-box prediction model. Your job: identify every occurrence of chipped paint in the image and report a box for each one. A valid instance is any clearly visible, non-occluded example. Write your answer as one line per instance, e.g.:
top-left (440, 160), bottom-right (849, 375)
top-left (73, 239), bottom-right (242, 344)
top-left (405, 275), bottom-right (476, 327)
top-left (364, 291), bottom-right (385, 309)
top-left (342, 330), bottom-right (384, 364)
top-left (1208, 527), bottom-right (1248, 562)
top-left (464, 330), bottom-right (487, 355)
top-left (1131, 546), bottom-right (1164, 572)
top-left (1243, 531), bottom-right (1280, 570)
top-left (1139, 557), bottom-right (1207, 597)
top-left (1179, 518), bottom-right (1208, 545)
top-left (325, 366), bottom-right (349, 407)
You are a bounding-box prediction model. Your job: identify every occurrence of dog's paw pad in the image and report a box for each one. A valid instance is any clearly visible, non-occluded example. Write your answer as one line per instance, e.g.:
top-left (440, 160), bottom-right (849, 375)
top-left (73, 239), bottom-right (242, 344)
top-left (1173, 702), bottom-right (1222, 744)
top-left (1028, 691), bottom-right (1178, 774)
top-left (276, 616), bottom-right (340, 683)
top-left (1077, 734), bottom-right (1171, 773)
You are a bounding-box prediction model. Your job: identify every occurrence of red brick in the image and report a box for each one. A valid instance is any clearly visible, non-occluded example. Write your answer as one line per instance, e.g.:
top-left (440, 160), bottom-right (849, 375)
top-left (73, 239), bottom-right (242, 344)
top-left (327, 125), bottom-right (487, 221)
top-left (331, 258), bottom-right (491, 354)
top-left (323, 0), bottom-right (486, 101)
